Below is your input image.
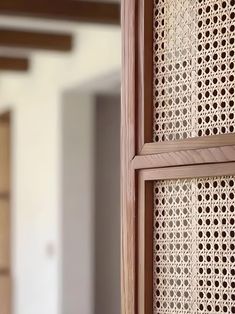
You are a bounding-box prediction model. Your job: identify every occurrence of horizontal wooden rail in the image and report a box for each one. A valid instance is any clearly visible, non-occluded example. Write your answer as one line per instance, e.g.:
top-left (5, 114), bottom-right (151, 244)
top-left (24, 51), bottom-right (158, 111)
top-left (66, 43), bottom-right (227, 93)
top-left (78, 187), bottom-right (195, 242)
top-left (0, 29), bottom-right (73, 51)
top-left (0, 56), bottom-right (29, 72)
top-left (0, 1), bottom-right (120, 25)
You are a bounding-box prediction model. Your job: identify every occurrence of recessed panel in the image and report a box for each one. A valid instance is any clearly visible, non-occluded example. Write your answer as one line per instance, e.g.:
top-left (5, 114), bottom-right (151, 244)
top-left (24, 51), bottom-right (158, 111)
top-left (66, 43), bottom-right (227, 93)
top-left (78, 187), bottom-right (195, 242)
top-left (153, 176), bottom-right (235, 313)
top-left (153, 0), bottom-right (235, 142)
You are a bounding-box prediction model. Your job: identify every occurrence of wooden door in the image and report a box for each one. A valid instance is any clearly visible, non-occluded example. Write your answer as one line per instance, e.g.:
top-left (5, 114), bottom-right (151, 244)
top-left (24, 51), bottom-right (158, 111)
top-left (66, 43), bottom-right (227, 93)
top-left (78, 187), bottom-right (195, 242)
top-left (121, 1), bottom-right (235, 313)
top-left (0, 114), bottom-right (11, 314)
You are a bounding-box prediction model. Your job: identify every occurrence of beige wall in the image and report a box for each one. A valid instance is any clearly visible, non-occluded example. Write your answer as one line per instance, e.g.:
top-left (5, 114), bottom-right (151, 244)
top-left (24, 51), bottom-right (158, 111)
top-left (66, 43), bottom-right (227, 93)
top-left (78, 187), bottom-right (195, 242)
top-left (0, 19), bottom-right (121, 314)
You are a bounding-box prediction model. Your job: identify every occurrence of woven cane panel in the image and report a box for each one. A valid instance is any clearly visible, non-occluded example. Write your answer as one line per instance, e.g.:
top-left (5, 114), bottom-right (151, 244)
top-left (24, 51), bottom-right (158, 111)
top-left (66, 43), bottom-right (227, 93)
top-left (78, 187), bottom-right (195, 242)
top-left (153, 176), bottom-right (235, 313)
top-left (153, 0), bottom-right (235, 142)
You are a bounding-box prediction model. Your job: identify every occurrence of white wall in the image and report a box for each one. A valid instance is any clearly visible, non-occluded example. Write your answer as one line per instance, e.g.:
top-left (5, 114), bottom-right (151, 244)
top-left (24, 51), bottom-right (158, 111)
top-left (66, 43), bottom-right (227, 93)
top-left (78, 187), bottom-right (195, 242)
top-left (12, 94), bottom-right (60, 314)
top-left (0, 19), bottom-right (121, 314)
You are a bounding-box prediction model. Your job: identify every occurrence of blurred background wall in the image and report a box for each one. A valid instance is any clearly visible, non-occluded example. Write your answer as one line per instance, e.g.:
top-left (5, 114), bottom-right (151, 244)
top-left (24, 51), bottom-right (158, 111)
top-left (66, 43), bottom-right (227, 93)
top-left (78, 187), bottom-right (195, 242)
top-left (0, 17), bottom-right (121, 314)
top-left (62, 90), bottom-right (120, 314)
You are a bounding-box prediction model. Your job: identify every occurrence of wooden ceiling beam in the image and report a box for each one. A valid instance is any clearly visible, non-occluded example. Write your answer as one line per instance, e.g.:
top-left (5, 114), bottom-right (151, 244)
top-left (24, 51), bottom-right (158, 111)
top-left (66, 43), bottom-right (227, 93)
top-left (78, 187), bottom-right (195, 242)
top-left (0, 56), bottom-right (29, 72)
top-left (0, 29), bottom-right (72, 51)
top-left (0, 1), bottom-right (120, 25)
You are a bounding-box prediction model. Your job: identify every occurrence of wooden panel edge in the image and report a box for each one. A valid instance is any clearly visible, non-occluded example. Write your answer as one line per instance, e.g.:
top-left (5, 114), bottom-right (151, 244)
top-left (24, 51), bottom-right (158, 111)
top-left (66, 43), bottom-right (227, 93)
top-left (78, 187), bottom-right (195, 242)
top-left (140, 162), bottom-right (235, 182)
top-left (133, 145), bottom-right (235, 169)
top-left (137, 0), bottom-right (153, 152)
top-left (140, 133), bottom-right (235, 155)
top-left (138, 177), bottom-right (153, 314)
top-left (121, 0), bottom-right (137, 313)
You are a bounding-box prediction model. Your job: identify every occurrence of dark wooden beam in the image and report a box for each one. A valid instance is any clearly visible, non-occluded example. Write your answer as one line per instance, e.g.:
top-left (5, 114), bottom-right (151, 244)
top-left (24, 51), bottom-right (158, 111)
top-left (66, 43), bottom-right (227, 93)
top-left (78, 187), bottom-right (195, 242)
top-left (0, 56), bottom-right (29, 72)
top-left (0, 1), bottom-right (120, 25)
top-left (0, 29), bottom-right (72, 51)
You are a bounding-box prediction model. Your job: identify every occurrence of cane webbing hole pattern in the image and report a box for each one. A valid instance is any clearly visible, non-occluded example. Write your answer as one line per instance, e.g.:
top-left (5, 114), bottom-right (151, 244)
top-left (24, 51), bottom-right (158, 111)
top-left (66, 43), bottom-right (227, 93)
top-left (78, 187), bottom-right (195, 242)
top-left (153, 176), bottom-right (235, 313)
top-left (153, 0), bottom-right (235, 142)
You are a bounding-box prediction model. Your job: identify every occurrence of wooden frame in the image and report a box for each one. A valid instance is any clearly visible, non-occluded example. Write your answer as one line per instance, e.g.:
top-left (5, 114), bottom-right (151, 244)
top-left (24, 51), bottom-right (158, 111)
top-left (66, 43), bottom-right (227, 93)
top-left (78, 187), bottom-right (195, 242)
top-left (139, 162), bottom-right (235, 314)
top-left (137, 162), bottom-right (235, 314)
top-left (121, 1), bottom-right (136, 313)
top-left (135, 0), bottom-right (235, 156)
top-left (121, 1), bottom-right (235, 314)
top-left (0, 112), bottom-right (11, 314)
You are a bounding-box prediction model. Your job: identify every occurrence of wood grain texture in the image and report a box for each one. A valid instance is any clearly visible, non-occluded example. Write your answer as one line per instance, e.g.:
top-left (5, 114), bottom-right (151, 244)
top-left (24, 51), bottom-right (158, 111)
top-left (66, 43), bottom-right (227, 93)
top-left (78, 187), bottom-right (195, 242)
top-left (123, 0), bottom-right (235, 313)
top-left (140, 133), bottom-right (235, 155)
top-left (0, 56), bottom-right (29, 72)
top-left (139, 162), bottom-right (235, 182)
top-left (138, 180), bottom-right (153, 314)
top-left (0, 275), bottom-right (11, 314)
top-left (121, 0), bottom-right (136, 313)
top-left (137, 0), bottom-right (153, 152)
top-left (0, 200), bottom-right (10, 269)
top-left (0, 29), bottom-right (72, 51)
top-left (133, 145), bottom-right (235, 169)
top-left (0, 0), bottom-right (120, 25)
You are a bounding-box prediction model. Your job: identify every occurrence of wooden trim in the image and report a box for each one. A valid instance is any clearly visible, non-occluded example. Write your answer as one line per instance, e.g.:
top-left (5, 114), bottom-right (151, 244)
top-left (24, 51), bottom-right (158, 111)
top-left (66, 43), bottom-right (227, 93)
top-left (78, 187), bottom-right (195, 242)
top-left (0, 56), bottom-right (29, 72)
top-left (137, 162), bottom-right (235, 313)
top-left (0, 269), bottom-right (10, 276)
top-left (140, 162), bottom-right (235, 182)
top-left (0, 113), bottom-right (10, 123)
top-left (121, 0), bottom-right (137, 313)
top-left (138, 179), bottom-right (153, 314)
top-left (0, 112), bottom-right (11, 314)
top-left (0, 29), bottom-right (72, 52)
top-left (0, 274), bottom-right (11, 314)
top-left (140, 133), bottom-right (235, 155)
top-left (0, 193), bottom-right (10, 200)
top-left (133, 145), bottom-right (235, 169)
top-left (0, 1), bottom-right (120, 25)
top-left (137, 0), bottom-right (153, 152)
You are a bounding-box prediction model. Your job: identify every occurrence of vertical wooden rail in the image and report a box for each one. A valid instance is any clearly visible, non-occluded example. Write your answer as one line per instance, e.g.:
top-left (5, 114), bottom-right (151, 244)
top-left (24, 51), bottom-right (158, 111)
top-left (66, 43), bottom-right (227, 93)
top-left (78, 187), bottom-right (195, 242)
top-left (0, 113), bottom-right (11, 314)
top-left (121, 0), bottom-right (136, 313)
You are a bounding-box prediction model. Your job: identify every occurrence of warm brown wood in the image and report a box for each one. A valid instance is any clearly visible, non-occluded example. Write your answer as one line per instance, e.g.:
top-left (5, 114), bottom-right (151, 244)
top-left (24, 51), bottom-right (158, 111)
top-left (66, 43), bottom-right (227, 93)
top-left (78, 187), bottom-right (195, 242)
top-left (140, 162), bottom-right (235, 182)
top-left (0, 113), bottom-right (11, 314)
top-left (0, 56), bottom-right (29, 72)
top-left (137, 162), bottom-right (235, 313)
top-left (0, 1), bottom-right (120, 25)
top-left (140, 133), bottom-right (235, 155)
top-left (121, 0), bottom-right (136, 313)
top-left (138, 179), bottom-right (153, 314)
top-left (0, 200), bottom-right (10, 269)
top-left (0, 29), bottom-right (72, 51)
top-left (0, 122), bottom-right (10, 193)
top-left (122, 0), bottom-right (235, 313)
top-left (0, 113), bottom-right (11, 124)
top-left (137, 0), bottom-right (153, 152)
top-left (0, 275), bottom-right (11, 314)
top-left (133, 145), bottom-right (235, 169)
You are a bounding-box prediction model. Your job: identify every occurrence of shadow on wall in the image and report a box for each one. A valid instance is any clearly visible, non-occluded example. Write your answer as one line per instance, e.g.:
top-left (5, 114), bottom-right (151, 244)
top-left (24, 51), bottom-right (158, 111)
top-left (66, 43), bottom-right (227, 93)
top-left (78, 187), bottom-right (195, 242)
top-left (94, 94), bottom-right (120, 314)
top-left (62, 85), bottom-right (120, 314)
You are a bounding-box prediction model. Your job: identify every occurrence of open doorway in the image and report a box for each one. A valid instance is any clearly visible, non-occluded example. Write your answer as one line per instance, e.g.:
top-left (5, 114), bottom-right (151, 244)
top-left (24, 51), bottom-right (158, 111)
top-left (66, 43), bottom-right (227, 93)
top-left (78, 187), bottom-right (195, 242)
top-left (61, 74), bottom-right (120, 314)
